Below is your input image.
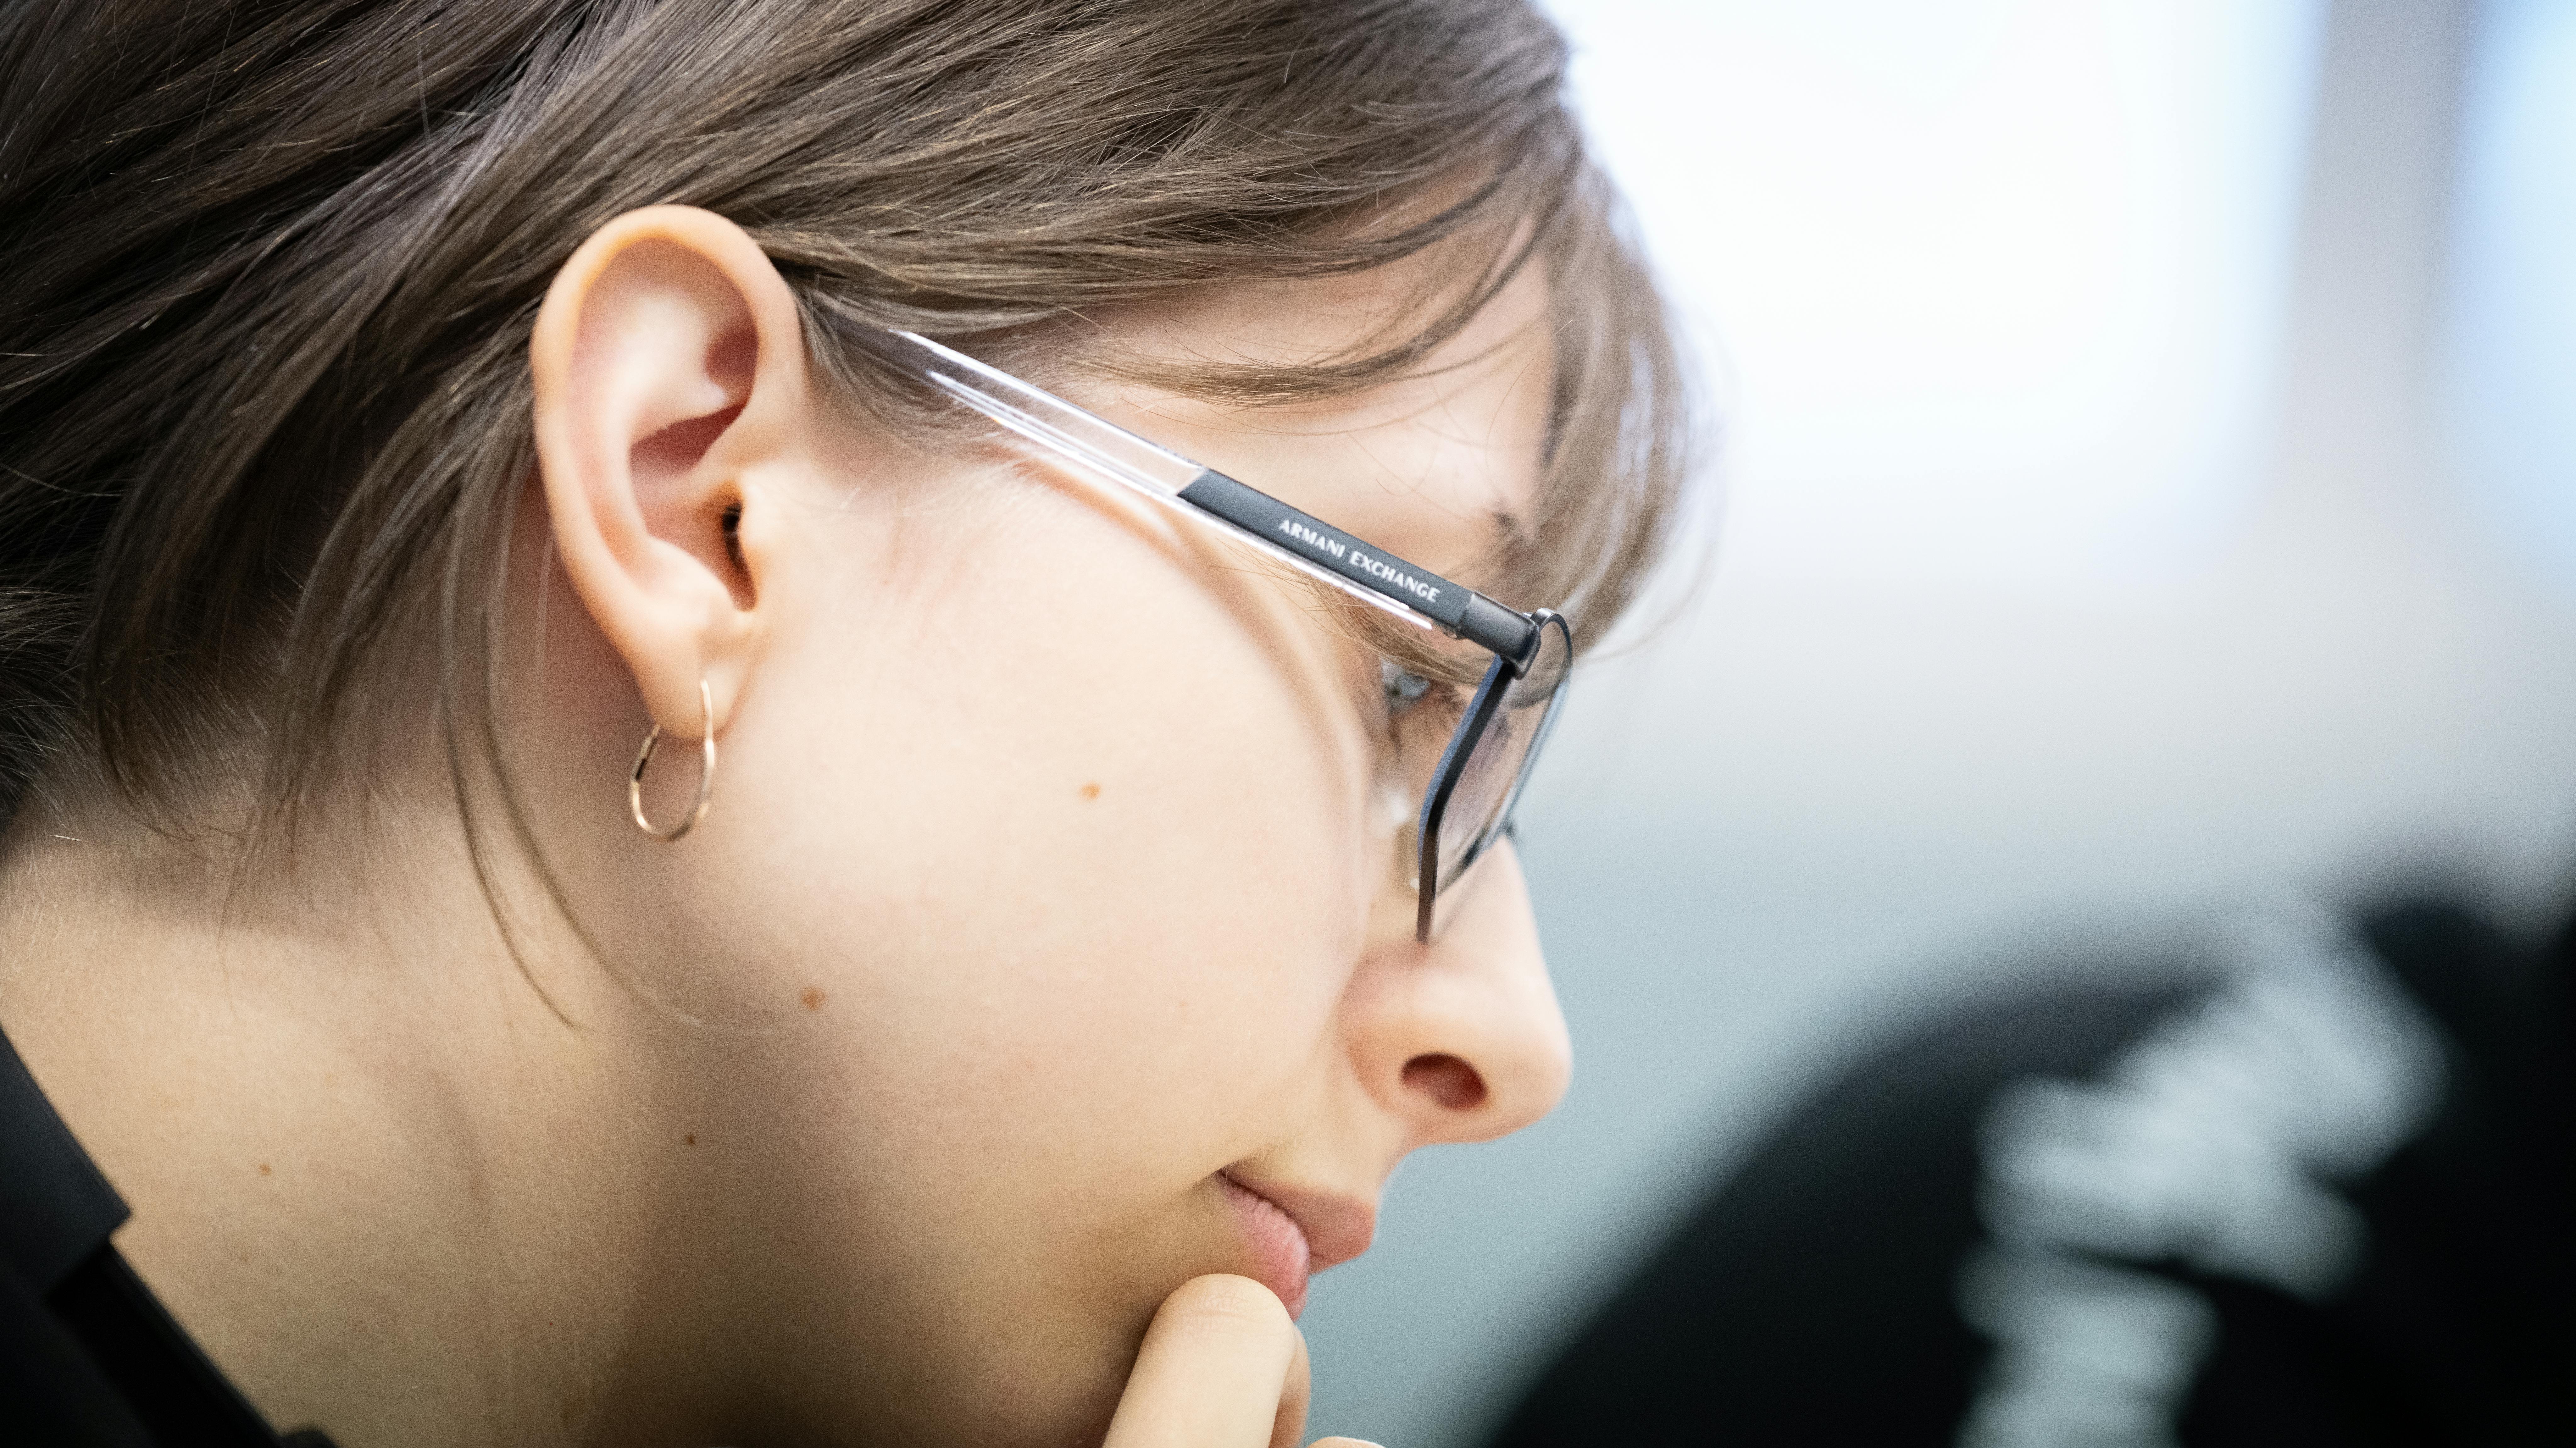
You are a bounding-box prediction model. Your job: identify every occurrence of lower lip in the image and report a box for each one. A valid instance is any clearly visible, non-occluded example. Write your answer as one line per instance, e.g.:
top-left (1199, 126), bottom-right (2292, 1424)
top-left (1219, 1174), bottom-right (1313, 1319)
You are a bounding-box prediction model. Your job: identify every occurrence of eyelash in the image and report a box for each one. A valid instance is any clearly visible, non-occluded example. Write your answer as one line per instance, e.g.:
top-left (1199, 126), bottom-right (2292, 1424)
top-left (1380, 660), bottom-right (1465, 729)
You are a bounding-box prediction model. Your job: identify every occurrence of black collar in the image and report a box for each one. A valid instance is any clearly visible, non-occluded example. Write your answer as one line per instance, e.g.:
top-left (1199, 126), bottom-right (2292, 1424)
top-left (0, 1022), bottom-right (332, 1447)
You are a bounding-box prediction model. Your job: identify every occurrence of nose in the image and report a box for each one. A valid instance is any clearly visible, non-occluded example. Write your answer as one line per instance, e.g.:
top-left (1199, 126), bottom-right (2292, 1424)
top-left (1343, 842), bottom-right (1572, 1147)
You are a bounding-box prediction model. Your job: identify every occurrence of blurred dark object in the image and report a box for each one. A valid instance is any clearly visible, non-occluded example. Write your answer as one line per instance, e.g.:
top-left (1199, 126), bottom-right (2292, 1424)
top-left (1482, 893), bottom-right (2574, 1446)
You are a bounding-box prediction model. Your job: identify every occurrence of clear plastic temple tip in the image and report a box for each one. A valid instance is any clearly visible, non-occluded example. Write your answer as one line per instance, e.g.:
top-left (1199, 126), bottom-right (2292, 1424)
top-left (883, 329), bottom-right (1437, 637)
top-left (885, 330), bottom-right (1203, 500)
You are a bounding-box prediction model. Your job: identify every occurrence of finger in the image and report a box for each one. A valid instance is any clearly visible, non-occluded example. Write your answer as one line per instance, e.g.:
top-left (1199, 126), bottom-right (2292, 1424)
top-left (1270, 1326), bottom-right (1311, 1448)
top-left (1104, 1274), bottom-right (1301, 1448)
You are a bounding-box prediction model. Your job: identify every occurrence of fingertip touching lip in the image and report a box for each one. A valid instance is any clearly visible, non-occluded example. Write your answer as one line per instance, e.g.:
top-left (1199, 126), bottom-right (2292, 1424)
top-left (1217, 1168), bottom-right (1377, 1320)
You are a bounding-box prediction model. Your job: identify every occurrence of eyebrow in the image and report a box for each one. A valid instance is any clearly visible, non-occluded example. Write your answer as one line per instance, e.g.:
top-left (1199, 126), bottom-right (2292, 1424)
top-left (876, 329), bottom-right (1543, 671)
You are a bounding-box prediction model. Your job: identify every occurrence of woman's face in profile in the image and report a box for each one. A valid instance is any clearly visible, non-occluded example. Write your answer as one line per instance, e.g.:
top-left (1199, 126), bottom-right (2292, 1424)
top-left (521, 245), bottom-right (1574, 1444)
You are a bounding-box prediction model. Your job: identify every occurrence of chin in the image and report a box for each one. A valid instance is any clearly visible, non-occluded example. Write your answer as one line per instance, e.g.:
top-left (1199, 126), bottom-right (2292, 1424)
top-left (956, 1368), bottom-right (1128, 1448)
top-left (874, 1314), bottom-right (1142, 1448)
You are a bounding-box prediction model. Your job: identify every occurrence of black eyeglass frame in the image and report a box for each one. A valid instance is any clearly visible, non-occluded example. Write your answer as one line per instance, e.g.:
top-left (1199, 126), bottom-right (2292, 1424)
top-left (869, 329), bottom-right (1575, 942)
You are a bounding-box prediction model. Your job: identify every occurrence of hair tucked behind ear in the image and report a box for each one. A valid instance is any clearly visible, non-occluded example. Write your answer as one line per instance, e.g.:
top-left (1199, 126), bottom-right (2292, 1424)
top-left (0, 0), bottom-right (1696, 865)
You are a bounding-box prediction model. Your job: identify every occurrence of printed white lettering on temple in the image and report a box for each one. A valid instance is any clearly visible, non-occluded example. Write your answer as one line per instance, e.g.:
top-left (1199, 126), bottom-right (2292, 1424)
top-left (1351, 550), bottom-right (1441, 603)
top-left (1277, 518), bottom-right (1443, 604)
top-left (1279, 519), bottom-right (1347, 560)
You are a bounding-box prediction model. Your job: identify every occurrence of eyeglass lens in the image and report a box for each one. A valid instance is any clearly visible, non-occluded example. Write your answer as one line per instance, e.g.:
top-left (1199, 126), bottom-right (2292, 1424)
top-left (1419, 612), bottom-right (1573, 937)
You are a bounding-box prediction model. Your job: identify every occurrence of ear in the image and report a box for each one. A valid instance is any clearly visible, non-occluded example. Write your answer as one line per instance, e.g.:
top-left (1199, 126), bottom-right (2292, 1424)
top-left (530, 204), bottom-right (812, 740)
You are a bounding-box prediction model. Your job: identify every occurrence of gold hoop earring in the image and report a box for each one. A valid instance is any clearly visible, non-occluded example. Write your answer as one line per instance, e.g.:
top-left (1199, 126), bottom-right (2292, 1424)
top-left (629, 678), bottom-right (716, 842)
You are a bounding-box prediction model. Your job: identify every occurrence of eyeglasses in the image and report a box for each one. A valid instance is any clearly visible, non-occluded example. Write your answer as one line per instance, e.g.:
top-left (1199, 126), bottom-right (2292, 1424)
top-left (873, 330), bottom-right (1573, 943)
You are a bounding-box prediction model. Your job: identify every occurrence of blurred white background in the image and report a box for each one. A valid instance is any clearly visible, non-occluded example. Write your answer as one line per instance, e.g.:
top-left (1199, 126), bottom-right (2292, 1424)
top-left (1302, 1), bottom-right (2576, 1442)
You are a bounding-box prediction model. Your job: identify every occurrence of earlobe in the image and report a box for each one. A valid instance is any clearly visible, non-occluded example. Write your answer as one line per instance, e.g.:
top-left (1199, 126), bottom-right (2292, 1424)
top-left (529, 205), bottom-right (811, 740)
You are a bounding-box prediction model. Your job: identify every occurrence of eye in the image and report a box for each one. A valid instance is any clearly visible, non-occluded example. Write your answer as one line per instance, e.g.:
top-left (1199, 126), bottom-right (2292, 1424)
top-left (1379, 660), bottom-right (1470, 741)
top-left (1380, 659), bottom-right (1436, 718)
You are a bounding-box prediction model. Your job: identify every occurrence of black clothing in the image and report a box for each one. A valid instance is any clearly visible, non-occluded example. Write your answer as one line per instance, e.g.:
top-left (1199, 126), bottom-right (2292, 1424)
top-left (1, 1025), bottom-right (335, 1448)
top-left (1485, 896), bottom-right (2575, 1447)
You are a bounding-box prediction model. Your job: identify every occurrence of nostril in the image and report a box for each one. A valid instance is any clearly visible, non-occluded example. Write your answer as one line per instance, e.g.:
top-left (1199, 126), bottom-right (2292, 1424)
top-left (1402, 1053), bottom-right (1487, 1111)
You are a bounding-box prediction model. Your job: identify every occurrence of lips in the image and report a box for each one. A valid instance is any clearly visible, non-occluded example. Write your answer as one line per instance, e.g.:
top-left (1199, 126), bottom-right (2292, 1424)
top-left (1216, 1172), bottom-right (1377, 1321)
top-left (1219, 1174), bottom-right (1313, 1317)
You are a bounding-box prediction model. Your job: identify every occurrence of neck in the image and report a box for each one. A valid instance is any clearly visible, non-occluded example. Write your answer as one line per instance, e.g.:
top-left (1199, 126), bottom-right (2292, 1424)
top-left (0, 784), bottom-right (730, 1447)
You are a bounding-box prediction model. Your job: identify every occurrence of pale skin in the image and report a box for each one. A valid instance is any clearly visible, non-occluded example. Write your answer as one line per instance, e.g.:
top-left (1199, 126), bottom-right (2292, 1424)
top-left (0, 207), bottom-right (1572, 1447)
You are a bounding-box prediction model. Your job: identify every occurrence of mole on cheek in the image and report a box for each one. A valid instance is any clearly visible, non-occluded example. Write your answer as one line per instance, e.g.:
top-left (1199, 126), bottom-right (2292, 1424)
top-left (801, 985), bottom-right (827, 1011)
top-left (1080, 781), bottom-right (1101, 801)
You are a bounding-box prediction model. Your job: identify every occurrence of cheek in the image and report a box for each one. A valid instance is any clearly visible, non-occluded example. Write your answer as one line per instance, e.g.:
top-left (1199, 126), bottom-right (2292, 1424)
top-left (663, 482), bottom-right (1382, 1435)
top-left (690, 478), bottom-right (1374, 1206)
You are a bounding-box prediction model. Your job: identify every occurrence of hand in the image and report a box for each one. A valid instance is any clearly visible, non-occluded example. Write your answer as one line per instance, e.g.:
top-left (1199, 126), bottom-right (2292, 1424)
top-left (1102, 1274), bottom-right (1380, 1448)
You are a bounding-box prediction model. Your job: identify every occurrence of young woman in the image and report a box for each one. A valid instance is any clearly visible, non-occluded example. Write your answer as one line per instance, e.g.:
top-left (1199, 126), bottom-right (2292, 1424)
top-left (0, 3), bottom-right (1694, 1445)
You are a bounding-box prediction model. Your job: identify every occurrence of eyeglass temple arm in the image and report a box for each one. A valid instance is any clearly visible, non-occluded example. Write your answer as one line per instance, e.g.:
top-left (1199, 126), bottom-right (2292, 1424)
top-left (1173, 470), bottom-right (1541, 668)
top-left (882, 329), bottom-right (1542, 670)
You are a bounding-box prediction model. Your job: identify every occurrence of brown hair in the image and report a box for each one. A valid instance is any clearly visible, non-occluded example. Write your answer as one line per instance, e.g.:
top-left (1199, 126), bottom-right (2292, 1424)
top-left (0, 0), bottom-right (1694, 847)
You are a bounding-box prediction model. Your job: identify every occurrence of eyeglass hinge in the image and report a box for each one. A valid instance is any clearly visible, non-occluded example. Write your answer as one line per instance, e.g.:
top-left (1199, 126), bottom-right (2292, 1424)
top-left (1458, 592), bottom-right (1542, 672)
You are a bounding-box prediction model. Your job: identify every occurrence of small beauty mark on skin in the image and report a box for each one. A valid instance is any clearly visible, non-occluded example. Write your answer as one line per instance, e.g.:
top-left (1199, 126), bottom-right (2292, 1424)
top-left (257, 1163), bottom-right (270, 1176)
top-left (801, 985), bottom-right (827, 1011)
top-left (684, 1134), bottom-right (697, 1147)
top-left (1080, 781), bottom-right (1101, 800)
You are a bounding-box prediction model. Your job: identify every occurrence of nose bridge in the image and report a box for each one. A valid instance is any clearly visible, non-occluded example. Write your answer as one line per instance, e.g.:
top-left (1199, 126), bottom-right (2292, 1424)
top-left (1346, 844), bottom-right (1572, 1147)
